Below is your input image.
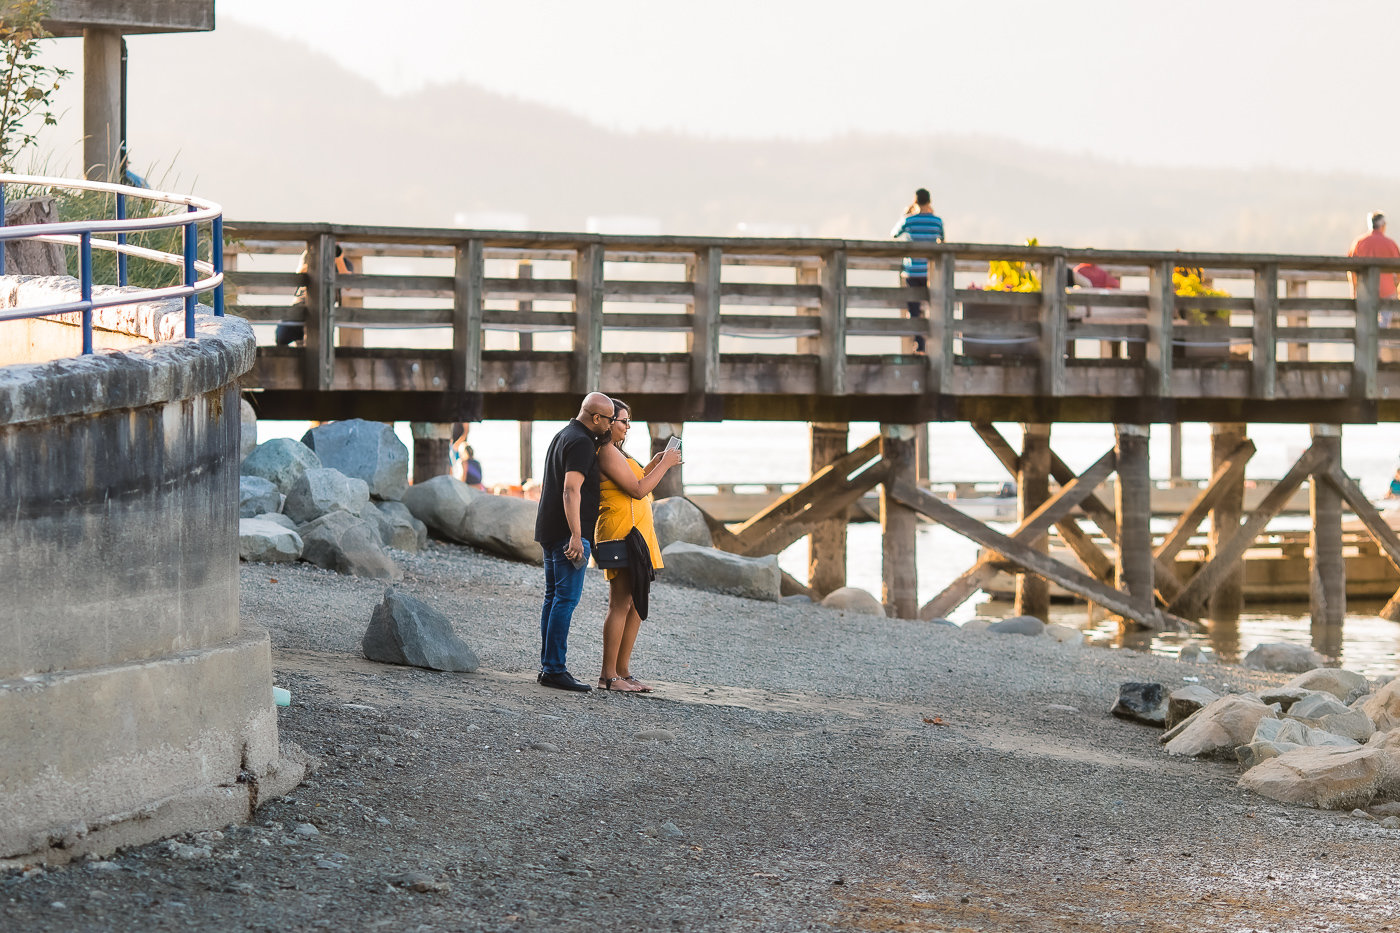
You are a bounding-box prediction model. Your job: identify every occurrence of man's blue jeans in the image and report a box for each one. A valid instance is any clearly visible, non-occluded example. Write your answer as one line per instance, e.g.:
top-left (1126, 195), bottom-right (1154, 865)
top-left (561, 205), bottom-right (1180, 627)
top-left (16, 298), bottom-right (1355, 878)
top-left (540, 538), bottom-right (590, 674)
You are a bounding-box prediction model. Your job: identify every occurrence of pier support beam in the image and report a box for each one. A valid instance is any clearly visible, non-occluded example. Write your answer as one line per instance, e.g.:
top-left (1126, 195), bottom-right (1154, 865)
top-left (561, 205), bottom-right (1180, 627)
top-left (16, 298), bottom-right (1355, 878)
top-left (518, 261), bottom-right (535, 484)
top-left (1015, 424), bottom-right (1052, 621)
top-left (808, 422), bottom-right (849, 597)
top-left (880, 424), bottom-right (919, 620)
top-left (649, 423), bottom-right (684, 499)
top-left (1309, 424), bottom-right (1345, 626)
top-left (1209, 423), bottom-right (1248, 621)
top-left (410, 422), bottom-right (453, 484)
top-left (1115, 424), bottom-right (1154, 611)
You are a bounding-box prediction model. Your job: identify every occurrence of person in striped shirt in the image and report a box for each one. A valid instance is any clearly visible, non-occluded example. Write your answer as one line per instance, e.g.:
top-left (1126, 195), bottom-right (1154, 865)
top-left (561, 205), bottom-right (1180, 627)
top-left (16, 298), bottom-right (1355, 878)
top-left (891, 188), bottom-right (944, 352)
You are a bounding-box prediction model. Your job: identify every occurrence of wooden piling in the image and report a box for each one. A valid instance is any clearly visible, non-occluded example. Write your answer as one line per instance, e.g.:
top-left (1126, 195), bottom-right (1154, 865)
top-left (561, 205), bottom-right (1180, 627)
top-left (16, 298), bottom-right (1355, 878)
top-left (411, 422), bottom-right (453, 483)
top-left (1169, 423), bottom-right (1183, 483)
top-left (1114, 424), bottom-right (1154, 609)
top-left (1309, 424), bottom-right (1345, 625)
top-left (880, 424), bottom-right (919, 619)
top-left (1209, 423), bottom-right (1248, 621)
top-left (809, 422), bottom-right (849, 597)
top-left (518, 261), bottom-right (534, 483)
top-left (1015, 424), bottom-right (1051, 621)
top-left (649, 422), bottom-right (684, 499)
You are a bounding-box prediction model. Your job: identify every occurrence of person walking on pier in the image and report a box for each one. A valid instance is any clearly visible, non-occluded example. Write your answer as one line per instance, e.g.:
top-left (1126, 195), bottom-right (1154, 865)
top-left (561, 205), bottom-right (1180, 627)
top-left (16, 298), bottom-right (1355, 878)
top-left (891, 188), bottom-right (944, 353)
top-left (1349, 212), bottom-right (1400, 303)
top-left (533, 393), bottom-right (616, 693)
top-left (593, 399), bottom-right (682, 692)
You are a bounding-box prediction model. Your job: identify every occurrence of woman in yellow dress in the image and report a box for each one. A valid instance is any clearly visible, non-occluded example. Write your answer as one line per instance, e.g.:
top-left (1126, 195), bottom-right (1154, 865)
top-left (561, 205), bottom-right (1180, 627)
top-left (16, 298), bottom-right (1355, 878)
top-left (595, 399), bottom-right (682, 693)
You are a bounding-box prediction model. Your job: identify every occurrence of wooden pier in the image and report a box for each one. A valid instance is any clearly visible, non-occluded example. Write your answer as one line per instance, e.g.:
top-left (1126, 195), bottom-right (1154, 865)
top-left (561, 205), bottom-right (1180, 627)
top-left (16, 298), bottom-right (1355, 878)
top-left (225, 222), bottom-right (1400, 630)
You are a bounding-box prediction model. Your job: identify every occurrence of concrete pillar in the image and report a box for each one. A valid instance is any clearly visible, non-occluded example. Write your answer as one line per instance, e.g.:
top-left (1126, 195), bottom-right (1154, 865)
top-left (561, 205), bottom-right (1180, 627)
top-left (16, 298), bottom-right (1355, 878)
top-left (880, 424), bottom-right (919, 619)
top-left (410, 422), bottom-right (453, 485)
top-left (809, 422), bottom-right (849, 597)
top-left (648, 422), bottom-right (684, 499)
top-left (1309, 424), bottom-right (1345, 626)
top-left (1014, 423), bottom-right (1051, 621)
top-left (83, 28), bottom-right (123, 182)
top-left (1208, 423), bottom-right (1248, 621)
top-left (1114, 424), bottom-right (1154, 610)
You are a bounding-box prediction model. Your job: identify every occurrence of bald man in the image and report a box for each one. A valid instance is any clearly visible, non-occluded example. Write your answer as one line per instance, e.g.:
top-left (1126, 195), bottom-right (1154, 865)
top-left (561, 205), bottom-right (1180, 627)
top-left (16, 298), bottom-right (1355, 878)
top-left (532, 392), bottom-right (616, 692)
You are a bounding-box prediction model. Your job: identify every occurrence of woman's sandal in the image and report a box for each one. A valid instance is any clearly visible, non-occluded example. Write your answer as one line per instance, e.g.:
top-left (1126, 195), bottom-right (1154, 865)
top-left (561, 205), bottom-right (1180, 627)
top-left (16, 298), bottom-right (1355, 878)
top-left (600, 676), bottom-right (642, 693)
top-left (622, 676), bottom-right (653, 693)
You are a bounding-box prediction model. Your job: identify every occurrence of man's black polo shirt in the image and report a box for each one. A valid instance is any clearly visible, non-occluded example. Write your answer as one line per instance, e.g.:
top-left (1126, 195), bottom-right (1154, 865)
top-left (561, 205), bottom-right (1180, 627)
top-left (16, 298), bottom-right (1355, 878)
top-left (533, 418), bottom-right (603, 545)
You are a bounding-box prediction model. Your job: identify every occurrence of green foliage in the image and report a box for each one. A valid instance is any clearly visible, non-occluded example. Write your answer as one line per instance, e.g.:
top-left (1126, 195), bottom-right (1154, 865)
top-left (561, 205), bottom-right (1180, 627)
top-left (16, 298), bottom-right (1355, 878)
top-left (0, 1), bottom-right (68, 172)
top-left (986, 237), bottom-right (1042, 292)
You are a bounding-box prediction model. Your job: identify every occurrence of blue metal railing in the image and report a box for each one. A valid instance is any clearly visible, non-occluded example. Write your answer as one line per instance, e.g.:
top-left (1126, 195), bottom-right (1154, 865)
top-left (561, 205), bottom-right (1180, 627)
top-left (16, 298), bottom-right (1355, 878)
top-left (0, 173), bottom-right (224, 354)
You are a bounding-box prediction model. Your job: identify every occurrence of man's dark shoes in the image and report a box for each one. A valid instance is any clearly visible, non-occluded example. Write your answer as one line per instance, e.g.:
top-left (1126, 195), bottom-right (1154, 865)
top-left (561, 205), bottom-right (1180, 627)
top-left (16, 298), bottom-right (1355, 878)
top-left (538, 670), bottom-right (592, 693)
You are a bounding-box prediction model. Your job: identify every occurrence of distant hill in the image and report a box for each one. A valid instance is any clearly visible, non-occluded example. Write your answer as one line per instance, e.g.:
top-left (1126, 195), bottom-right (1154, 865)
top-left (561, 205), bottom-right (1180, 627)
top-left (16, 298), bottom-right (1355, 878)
top-left (96, 21), bottom-right (1400, 254)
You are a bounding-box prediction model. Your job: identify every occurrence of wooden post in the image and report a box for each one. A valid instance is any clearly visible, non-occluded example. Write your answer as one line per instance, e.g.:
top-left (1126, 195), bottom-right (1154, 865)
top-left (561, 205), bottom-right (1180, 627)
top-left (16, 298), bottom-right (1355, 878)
top-left (338, 250), bottom-right (364, 347)
top-left (796, 261), bottom-right (820, 355)
top-left (914, 425), bottom-right (929, 483)
top-left (818, 248), bottom-right (847, 395)
top-left (303, 233), bottom-right (336, 392)
top-left (690, 246), bottom-right (722, 395)
top-left (1146, 261), bottom-right (1175, 396)
top-left (926, 253), bottom-right (955, 395)
top-left (1015, 424), bottom-right (1051, 621)
top-left (649, 422), bottom-right (684, 500)
top-left (518, 261), bottom-right (534, 483)
top-left (452, 238), bottom-right (484, 392)
top-left (1208, 423), bottom-right (1248, 622)
top-left (1252, 263), bottom-right (1278, 399)
top-left (1115, 424), bottom-right (1154, 610)
top-left (1169, 423), bottom-right (1183, 483)
top-left (411, 422), bottom-right (453, 483)
top-left (1039, 255), bottom-right (1066, 396)
top-left (1286, 279), bottom-right (1309, 362)
top-left (573, 243), bottom-right (605, 393)
top-left (809, 422), bottom-right (850, 598)
top-left (1310, 424), bottom-right (1345, 626)
top-left (1355, 266), bottom-right (1380, 400)
top-left (880, 424), bottom-right (919, 619)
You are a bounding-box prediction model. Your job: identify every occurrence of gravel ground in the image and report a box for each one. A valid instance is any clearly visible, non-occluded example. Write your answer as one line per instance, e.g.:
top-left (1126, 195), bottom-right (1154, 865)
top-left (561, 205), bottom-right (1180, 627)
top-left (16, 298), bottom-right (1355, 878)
top-left (6, 540), bottom-right (1400, 932)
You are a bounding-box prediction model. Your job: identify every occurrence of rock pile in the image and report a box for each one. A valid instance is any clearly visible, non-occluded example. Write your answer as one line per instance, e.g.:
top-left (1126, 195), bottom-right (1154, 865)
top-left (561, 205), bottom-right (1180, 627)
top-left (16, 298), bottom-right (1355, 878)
top-left (401, 474), bottom-right (541, 563)
top-left (1116, 665), bottom-right (1400, 811)
top-left (238, 425), bottom-right (429, 576)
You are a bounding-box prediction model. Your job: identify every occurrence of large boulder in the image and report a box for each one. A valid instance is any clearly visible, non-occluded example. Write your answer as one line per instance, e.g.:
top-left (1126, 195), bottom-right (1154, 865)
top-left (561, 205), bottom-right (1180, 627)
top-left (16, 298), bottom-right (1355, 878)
top-left (241, 437), bottom-right (322, 493)
top-left (302, 419), bottom-right (410, 501)
top-left (1043, 623), bottom-right (1085, 646)
top-left (1254, 716), bottom-right (1356, 749)
top-left (239, 475), bottom-right (280, 519)
top-left (255, 512), bottom-right (296, 530)
top-left (240, 398), bottom-right (258, 461)
top-left (359, 500), bottom-right (395, 547)
top-left (299, 511), bottom-right (401, 580)
top-left (1285, 692), bottom-right (1353, 724)
top-left (652, 497), bottom-right (712, 551)
top-left (1167, 685), bottom-right (1221, 729)
top-left (362, 588), bottom-right (478, 673)
top-left (1111, 682), bottom-right (1168, 727)
top-left (377, 500), bottom-right (428, 552)
top-left (1164, 694), bottom-right (1277, 759)
top-left (1283, 692), bottom-right (1375, 741)
top-left (1285, 668), bottom-right (1371, 705)
top-left (820, 586), bottom-right (885, 616)
top-left (1363, 680), bottom-right (1400, 732)
top-left (660, 542), bottom-right (781, 601)
top-left (1242, 642), bottom-right (1325, 673)
top-left (1256, 686), bottom-right (1320, 713)
top-left (238, 517), bottom-right (303, 563)
top-left (1239, 745), bottom-right (1397, 810)
top-left (401, 475), bottom-right (541, 563)
top-left (987, 616), bottom-right (1045, 637)
top-left (284, 468), bottom-right (371, 524)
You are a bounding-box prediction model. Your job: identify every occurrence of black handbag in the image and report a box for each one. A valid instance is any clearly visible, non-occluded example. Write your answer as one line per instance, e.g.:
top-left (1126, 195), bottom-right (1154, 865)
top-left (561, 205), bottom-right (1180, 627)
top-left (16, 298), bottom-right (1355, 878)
top-left (594, 537), bottom-right (629, 569)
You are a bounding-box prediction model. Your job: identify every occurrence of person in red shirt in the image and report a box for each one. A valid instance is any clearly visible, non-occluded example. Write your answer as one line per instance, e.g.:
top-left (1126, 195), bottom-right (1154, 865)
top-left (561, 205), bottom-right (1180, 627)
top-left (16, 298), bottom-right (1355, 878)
top-left (1073, 262), bottom-right (1120, 289)
top-left (1348, 211), bottom-right (1400, 301)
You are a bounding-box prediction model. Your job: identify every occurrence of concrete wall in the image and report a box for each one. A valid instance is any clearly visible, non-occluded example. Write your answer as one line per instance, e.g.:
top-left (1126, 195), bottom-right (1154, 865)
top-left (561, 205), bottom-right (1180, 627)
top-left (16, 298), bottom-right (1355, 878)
top-left (0, 277), bottom-right (301, 863)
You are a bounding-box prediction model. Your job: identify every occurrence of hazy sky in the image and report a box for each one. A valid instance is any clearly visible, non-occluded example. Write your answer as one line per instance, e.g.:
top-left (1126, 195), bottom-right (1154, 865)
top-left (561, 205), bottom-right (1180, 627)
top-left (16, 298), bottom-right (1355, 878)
top-left (218, 0), bottom-right (1397, 176)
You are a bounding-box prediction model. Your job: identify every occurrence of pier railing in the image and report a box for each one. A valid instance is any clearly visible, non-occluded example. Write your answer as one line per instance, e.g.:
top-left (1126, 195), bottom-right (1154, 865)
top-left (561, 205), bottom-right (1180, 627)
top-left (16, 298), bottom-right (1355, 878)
top-left (224, 223), bottom-right (1400, 423)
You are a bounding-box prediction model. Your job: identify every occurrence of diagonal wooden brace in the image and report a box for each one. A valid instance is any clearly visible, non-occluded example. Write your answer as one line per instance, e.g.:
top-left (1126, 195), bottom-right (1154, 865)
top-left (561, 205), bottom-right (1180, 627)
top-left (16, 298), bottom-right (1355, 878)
top-left (1154, 439), bottom-right (1256, 563)
top-left (890, 480), bottom-right (1198, 632)
top-left (970, 423), bottom-right (1113, 582)
top-left (921, 448), bottom-right (1118, 620)
top-left (1318, 461), bottom-right (1400, 621)
top-left (1167, 444), bottom-right (1330, 618)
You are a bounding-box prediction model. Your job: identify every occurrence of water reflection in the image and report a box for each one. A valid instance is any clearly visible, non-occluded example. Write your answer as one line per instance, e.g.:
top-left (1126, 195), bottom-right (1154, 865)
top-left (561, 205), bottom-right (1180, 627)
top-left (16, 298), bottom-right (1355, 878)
top-left (980, 599), bottom-right (1400, 675)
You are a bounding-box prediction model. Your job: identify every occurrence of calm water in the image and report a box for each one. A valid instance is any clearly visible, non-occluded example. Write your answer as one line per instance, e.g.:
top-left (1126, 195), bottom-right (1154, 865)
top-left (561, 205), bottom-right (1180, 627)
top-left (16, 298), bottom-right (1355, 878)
top-left (258, 419), bottom-right (1400, 675)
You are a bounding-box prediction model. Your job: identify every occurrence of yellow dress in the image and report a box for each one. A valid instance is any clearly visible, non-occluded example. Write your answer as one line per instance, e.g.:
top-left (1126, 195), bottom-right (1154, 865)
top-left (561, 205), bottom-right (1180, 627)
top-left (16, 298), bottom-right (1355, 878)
top-left (595, 454), bottom-right (664, 579)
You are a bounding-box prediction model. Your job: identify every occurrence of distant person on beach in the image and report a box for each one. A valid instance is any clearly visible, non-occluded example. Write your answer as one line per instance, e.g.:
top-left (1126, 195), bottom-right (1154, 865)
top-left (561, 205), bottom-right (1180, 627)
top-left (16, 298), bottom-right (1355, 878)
top-left (1387, 467), bottom-right (1400, 499)
top-left (532, 393), bottom-right (616, 693)
top-left (275, 245), bottom-right (353, 346)
top-left (1072, 262), bottom-right (1120, 289)
top-left (451, 438), bottom-right (484, 488)
top-left (891, 188), bottom-right (944, 353)
top-left (593, 399), bottom-right (682, 692)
